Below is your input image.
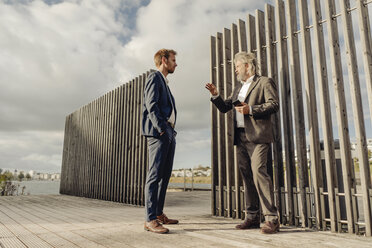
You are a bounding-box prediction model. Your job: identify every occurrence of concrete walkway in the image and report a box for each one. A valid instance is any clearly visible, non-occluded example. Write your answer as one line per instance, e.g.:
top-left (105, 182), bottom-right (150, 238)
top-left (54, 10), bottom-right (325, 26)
top-left (0, 191), bottom-right (370, 247)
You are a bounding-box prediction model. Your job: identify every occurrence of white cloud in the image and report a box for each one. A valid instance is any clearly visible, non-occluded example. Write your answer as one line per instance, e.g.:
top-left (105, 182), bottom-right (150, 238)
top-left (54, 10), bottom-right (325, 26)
top-left (0, 0), bottom-right (281, 172)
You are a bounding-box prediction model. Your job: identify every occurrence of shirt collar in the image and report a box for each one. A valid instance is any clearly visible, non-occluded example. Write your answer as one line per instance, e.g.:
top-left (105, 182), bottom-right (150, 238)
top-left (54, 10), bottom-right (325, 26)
top-left (158, 70), bottom-right (169, 84)
top-left (241, 75), bottom-right (254, 85)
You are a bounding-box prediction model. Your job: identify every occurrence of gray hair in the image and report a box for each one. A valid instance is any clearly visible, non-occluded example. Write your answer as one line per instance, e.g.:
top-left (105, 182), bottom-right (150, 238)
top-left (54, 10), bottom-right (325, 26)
top-left (233, 52), bottom-right (258, 75)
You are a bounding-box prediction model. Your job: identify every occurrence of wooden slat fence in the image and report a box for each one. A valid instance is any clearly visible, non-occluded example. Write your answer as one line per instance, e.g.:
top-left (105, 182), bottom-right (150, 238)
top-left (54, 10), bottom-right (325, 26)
top-left (60, 72), bottom-right (150, 206)
top-left (210, 0), bottom-right (372, 236)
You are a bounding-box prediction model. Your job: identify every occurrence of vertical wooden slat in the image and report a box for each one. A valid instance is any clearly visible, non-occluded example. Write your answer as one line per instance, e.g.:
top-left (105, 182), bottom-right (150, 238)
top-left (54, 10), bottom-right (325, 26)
top-left (88, 100), bottom-right (96, 199)
top-left (339, 0), bottom-right (371, 236)
top-left (75, 108), bottom-right (82, 196)
top-left (117, 86), bottom-right (124, 202)
top-left (286, 0), bottom-right (309, 227)
top-left (256, 10), bottom-right (267, 76)
top-left (310, 0), bottom-right (337, 232)
top-left (112, 88), bottom-right (119, 201)
top-left (247, 14), bottom-right (256, 53)
top-left (216, 32), bottom-right (225, 216)
top-left (324, 0), bottom-right (354, 234)
top-left (122, 83), bottom-right (130, 203)
top-left (108, 91), bottom-right (114, 201)
top-left (276, 0), bottom-right (296, 225)
top-left (356, 0), bottom-right (372, 126)
top-left (298, 0), bottom-right (323, 229)
top-left (138, 75), bottom-right (145, 206)
top-left (101, 94), bottom-right (107, 200)
top-left (223, 27), bottom-right (233, 218)
top-left (210, 35), bottom-right (218, 216)
top-left (104, 92), bottom-right (111, 200)
top-left (100, 94), bottom-right (107, 200)
top-left (238, 19), bottom-right (247, 52)
top-left (265, 3), bottom-right (284, 222)
top-left (134, 77), bottom-right (141, 205)
top-left (127, 81), bottom-right (134, 204)
top-left (231, 23), bottom-right (241, 219)
top-left (132, 79), bottom-right (138, 204)
top-left (60, 115), bottom-right (70, 194)
top-left (81, 105), bottom-right (88, 197)
top-left (97, 98), bottom-right (102, 199)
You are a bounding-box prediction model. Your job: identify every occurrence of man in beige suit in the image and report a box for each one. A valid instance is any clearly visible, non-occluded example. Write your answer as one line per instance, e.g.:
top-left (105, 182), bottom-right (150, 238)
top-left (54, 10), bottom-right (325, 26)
top-left (205, 52), bottom-right (279, 234)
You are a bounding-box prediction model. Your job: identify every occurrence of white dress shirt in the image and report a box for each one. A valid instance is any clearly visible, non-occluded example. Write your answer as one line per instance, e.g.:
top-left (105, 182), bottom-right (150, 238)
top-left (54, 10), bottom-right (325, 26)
top-left (158, 70), bottom-right (175, 126)
top-left (236, 75), bottom-right (254, 128)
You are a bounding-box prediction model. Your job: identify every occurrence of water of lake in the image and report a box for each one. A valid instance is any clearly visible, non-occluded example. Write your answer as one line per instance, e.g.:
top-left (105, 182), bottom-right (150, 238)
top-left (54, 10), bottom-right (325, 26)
top-left (8, 181), bottom-right (211, 195)
top-left (11, 180), bottom-right (60, 195)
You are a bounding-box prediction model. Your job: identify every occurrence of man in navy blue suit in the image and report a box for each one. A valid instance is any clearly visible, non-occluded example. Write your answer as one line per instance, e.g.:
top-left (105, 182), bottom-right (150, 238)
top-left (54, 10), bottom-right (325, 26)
top-left (142, 49), bottom-right (178, 234)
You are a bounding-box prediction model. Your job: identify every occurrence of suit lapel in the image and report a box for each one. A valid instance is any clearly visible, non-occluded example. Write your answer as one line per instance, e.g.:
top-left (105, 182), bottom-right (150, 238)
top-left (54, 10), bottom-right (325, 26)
top-left (156, 71), bottom-right (177, 120)
top-left (244, 75), bottom-right (259, 101)
top-left (233, 84), bottom-right (243, 101)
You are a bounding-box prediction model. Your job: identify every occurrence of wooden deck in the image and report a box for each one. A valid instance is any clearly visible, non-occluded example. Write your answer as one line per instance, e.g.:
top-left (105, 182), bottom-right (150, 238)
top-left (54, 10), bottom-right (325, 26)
top-left (0, 191), bottom-right (370, 248)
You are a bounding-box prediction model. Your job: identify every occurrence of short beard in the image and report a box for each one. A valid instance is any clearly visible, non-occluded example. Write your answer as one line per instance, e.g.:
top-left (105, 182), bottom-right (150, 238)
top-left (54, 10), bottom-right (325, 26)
top-left (237, 74), bottom-right (245, 82)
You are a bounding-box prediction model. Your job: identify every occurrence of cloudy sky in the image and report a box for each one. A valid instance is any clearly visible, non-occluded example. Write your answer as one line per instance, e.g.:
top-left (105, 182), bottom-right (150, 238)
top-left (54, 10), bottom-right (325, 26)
top-left (0, 0), bottom-right (370, 174)
top-left (0, 0), bottom-right (278, 173)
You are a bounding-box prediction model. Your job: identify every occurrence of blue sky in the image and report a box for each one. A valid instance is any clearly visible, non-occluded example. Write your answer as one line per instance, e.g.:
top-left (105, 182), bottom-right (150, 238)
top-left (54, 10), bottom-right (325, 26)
top-left (0, 0), bottom-right (370, 173)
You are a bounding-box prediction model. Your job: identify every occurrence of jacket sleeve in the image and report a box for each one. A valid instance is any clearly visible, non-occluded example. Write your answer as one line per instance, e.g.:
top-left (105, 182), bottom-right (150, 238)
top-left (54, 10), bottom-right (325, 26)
top-left (251, 78), bottom-right (279, 118)
top-left (210, 90), bottom-right (234, 113)
top-left (144, 73), bottom-right (167, 134)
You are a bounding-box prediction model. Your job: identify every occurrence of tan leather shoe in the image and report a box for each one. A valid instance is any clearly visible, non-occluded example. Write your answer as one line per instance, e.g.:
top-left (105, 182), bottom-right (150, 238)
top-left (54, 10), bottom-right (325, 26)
top-left (157, 213), bottom-right (179, 224)
top-left (235, 216), bottom-right (260, 229)
top-left (144, 220), bottom-right (169, 234)
top-left (261, 220), bottom-right (280, 234)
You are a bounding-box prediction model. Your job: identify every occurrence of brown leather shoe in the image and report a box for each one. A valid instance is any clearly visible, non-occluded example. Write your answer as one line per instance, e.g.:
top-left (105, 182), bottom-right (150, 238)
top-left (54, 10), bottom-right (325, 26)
top-left (235, 217), bottom-right (260, 229)
top-left (261, 220), bottom-right (279, 234)
top-left (157, 213), bottom-right (179, 224)
top-left (144, 220), bottom-right (169, 234)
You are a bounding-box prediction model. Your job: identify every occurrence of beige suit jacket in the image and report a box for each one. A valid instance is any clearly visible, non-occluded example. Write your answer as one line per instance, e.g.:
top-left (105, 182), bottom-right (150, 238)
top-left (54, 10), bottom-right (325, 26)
top-left (211, 75), bottom-right (279, 144)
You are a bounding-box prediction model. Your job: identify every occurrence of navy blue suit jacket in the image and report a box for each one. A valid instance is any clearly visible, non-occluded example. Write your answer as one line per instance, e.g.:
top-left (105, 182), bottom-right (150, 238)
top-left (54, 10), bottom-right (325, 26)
top-left (141, 71), bottom-right (177, 138)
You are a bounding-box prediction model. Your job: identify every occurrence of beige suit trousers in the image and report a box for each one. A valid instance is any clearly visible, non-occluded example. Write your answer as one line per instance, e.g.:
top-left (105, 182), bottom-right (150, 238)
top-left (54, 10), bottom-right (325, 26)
top-left (236, 129), bottom-right (278, 222)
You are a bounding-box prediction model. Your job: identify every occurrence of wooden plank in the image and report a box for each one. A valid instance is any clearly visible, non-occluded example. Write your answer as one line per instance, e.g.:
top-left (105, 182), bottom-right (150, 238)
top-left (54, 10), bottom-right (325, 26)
top-left (116, 85), bottom-right (124, 202)
top-left (223, 27), bottom-right (233, 218)
top-left (247, 14), bottom-right (256, 53)
top-left (231, 23), bottom-right (241, 219)
top-left (86, 102), bottom-right (94, 199)
top-left (339, 0), bottom-right (371, 236)
top-left (216, 32), bottom-right (226, 216)
top-left (286, 0), bottom-right (309, 227)
top-left (237, 19), bottom-right (247, 52)
top-left (80, 105), bottom-right (87, 197)
top-left (128, 80), bottom-right (134, 204)
top-left (108, 91), bottom-right (114, 201)
top-left (265, 3), bottom-right (284, 222)
top-left (131, 79), bottom-right (137, 205)
top-left (298, 0), bottom-right (322, 229)
top-left (210, 35), bottom-right (218, 216)
top-left (276, 0), bottom-right (296, 225)
top-left (356, 0), bottom-right (372, 126)
top-left (98, 96), bottom-right (105, 200)
top-left (134, 77), bottom-right (140, 205)
top-left (310, 0), bottom-right (337, 232)
top-left (122, 83), bottom-right (130, 203)
top-left (112, 88), bottom-right (119, 202)
top-left (60, 115), bottom-right (71, 194)
top-left (324, 0), bottom-right (355, 234)
top-left (102, 93), bottom-right (109, 200)
top-left (138, 75), bottom-right (144, 206)
top-left (93, 99), bottom-right (101, 199)
top-left (256, 9), bottom-right (267, 76)
top-left (69, 113), bottom-right (78, 195)
top-left (111, 89), bottom-right (119, 202)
